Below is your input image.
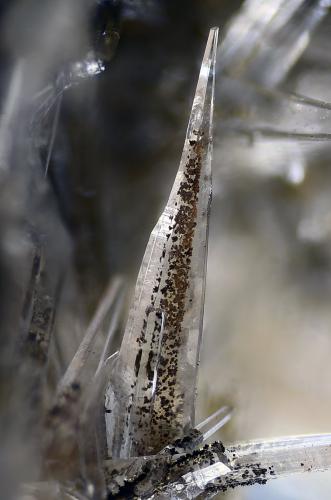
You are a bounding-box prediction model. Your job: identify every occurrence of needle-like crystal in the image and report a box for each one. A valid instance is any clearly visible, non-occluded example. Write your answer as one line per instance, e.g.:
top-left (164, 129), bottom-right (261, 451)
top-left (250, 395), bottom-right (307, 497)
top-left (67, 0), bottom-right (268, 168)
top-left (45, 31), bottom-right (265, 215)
top-left (197, 405), bottom-right (233, 442)
top-left (43, 278), bottom-right (124, 479)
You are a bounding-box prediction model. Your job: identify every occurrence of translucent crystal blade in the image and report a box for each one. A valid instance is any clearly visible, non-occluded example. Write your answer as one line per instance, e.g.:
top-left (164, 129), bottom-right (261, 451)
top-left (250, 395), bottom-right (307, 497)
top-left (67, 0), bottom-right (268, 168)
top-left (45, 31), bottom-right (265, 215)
top-left (58, 276), bottom-right (123, 393)
top-left (105, 27), bottom-right (219, 458)
top-left (216, 76), bottom-right (331, 141)
top-left (43, 278), bottom-right (124, 478)
top-left (225, 434), bottom-right (331, 487)
top-left (219, 0), bottom-right (330, 87)
top-left (196, 405), bottom-right (233, 442)
top-left (0, 61), bottom-right (24, 178)
top-left (103, 441), bottom-right (227, 498)
top-left (79, 352), bottom-right (119, 495)
top-left (157, 434), bottom-right (331, 499)
top-left (44, 93), bottom-right (62, 177)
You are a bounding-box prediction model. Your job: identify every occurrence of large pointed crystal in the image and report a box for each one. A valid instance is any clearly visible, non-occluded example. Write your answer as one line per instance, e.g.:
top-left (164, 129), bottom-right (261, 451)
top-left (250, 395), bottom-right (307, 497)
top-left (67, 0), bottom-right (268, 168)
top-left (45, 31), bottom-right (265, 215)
top-left (105, 27), bottom-right (219, 458)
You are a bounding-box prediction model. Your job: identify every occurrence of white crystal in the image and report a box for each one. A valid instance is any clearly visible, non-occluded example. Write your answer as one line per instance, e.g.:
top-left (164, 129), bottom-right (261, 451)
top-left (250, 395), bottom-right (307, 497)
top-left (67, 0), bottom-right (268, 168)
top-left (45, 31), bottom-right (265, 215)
top-left (105, 27), bottom-right (219, 458)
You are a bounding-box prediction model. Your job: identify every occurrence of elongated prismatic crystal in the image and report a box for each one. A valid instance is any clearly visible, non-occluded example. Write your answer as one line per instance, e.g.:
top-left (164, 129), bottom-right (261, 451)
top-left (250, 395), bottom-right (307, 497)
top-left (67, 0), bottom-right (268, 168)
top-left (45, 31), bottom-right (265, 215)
top-left (150, 434), bottom-right (331, 499)
top-left (105, 28), bottom-right (219, 458)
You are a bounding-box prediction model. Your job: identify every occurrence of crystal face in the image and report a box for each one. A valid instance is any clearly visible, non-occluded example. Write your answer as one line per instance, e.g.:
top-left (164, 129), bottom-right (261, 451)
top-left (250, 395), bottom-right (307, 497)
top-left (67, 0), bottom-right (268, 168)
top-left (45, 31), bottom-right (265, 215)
top-left (105, 27), bottom-right (219, 458)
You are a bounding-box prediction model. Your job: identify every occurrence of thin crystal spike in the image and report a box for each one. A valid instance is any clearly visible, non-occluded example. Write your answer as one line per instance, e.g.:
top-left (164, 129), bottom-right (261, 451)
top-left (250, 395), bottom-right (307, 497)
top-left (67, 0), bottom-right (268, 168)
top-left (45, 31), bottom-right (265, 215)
top-left (30, 51), bottom-right (107, 137)
top-left (43, 280), bottom-right (123, 478)
top-left (32, 86), bottom-right (65, 126)
top-left (58, 276), bottom-right (123, 393)
top-left (85, 352), bottom-right (119, 419)
top-left (196, 405), bottom-right (231, 431)
top-left (0, 60), bottom-right (24, 177)
top-left (105, 27), bottom-right (219, 458)
top-left (218, 0), bottom-right (330, 87)
top-left (32, 84), bottom-right (54, 104)
top-left (216, 75), bottom-right (331, 141)
top-left (79, 352), bottom-right (119, 494)
top-left (196, 405), bottom-right (233, 442)
top-left (225, 433), bottom-right (331, 485)
top-left (159, 406), bottom-right (233, 453)
top-left (202, 413), bottom-right (232, 442)
top-left (220, 125), bottom-right (331, 142)
top-left (44, 93), bottom-right (62, 177)
top-left (203, 434), bottom-right (331, 498)
top-left (96, 288), bottom-right (126, 375)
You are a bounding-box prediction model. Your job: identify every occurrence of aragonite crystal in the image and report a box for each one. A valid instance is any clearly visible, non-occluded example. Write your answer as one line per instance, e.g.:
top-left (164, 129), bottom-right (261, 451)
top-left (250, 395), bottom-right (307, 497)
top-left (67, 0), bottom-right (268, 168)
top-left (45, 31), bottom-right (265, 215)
top-left (105, 27), bottom-right (219, 458)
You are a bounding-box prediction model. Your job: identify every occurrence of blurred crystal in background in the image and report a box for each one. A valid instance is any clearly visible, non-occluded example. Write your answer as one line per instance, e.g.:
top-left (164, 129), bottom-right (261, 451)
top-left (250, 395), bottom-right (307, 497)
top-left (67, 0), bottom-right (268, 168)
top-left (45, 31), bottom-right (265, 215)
top-left (1, 0), bottom-right (331, 498)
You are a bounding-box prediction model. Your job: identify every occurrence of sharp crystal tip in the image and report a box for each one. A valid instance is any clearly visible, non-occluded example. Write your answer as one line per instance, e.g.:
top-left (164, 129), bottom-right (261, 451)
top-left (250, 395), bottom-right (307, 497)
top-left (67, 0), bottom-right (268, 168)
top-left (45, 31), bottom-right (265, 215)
top-left (105, 28), bottom-right (219, 457)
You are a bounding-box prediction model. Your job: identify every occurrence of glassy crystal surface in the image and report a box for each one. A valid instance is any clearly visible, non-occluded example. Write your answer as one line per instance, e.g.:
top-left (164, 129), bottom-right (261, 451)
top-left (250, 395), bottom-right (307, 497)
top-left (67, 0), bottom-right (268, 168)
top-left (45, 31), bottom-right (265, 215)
top-left (151, 434), bottom-right (331, 499)
top-left (219, 0), bottom-right (330, 87)
top-left (105, 27), bottom-right (219, 458)
top-left (43, 278), bottom-right (124, 481)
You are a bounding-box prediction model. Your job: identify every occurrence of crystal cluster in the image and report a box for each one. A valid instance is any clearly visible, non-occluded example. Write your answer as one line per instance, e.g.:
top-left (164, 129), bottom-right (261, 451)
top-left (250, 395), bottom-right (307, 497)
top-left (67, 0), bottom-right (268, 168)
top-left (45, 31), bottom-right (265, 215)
top-left (1, 1), bottom-right (331, 499)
